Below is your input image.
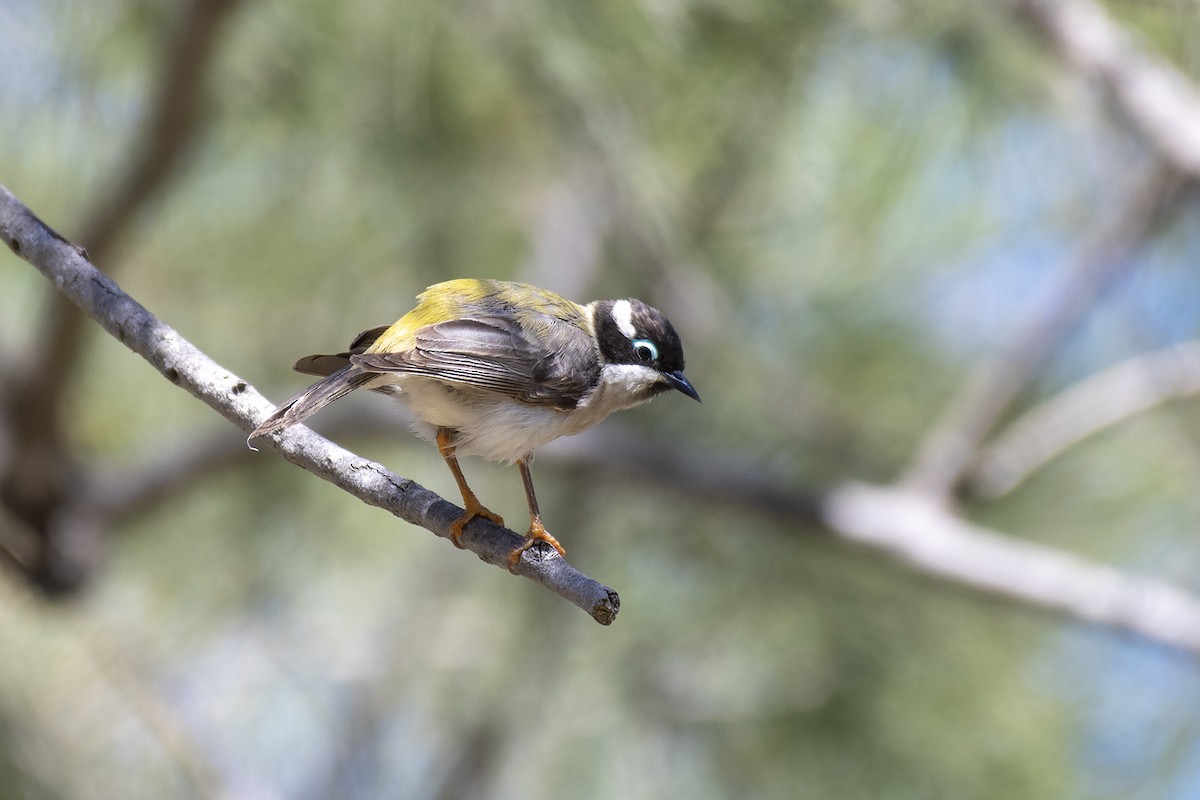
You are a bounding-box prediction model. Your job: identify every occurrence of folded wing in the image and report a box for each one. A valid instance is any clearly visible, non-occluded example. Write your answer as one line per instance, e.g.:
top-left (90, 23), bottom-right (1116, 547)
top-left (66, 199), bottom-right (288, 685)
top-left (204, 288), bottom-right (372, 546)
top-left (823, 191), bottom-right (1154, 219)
top-left (354, 315), bottom-right (600, 409)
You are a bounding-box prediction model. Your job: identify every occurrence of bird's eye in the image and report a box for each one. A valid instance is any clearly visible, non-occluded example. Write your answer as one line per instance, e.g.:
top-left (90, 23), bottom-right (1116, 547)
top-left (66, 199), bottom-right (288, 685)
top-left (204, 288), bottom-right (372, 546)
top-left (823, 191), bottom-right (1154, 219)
top-left (632, 339), bottom-right (658, 363)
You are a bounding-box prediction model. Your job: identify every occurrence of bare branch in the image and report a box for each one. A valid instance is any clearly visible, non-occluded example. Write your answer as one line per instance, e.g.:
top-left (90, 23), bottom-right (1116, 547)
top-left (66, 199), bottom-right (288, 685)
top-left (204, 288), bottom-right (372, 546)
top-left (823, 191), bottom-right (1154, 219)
top-left (0, 186), bottom-right (620, 625)
top-left (548, 431), bottom-right (1200, 656)
top-left (546, 429), bottom-right (824, 525)
top-left (969, 339), bottom-right (1200, 498)
top-left (24, 0), bottom-right (243, 404)
top-left (824, 483), bottom-right (1200, 654)
top-left (1007, 0), bottom-right (1200, 177)
top-left (902, 162), bottom-right (1184, 498)
top-left (908, 0), bottom-right (1200, 498)
top-left (88, 429), bottom-right (254, 523)
top-left (0, 502), bottom-right (39, 573)
top-left (1, 0), bottom-right (244, 593)
top-left (79, 0), bottom-right (244, 261)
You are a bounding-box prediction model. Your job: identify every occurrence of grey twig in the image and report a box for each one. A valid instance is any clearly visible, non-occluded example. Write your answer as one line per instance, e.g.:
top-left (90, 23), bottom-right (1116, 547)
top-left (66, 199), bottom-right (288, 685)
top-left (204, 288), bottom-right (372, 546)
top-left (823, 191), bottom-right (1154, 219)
top-left (549, 432), bottom-right (1200, 656)
top-left (907, 0), bottom-right (1200, 498)
top-left (0, 185), bottom-right (619, 626)
top-left (902, 162), bottom-right (1184, 498)
top-left (21, 0), bottom-right (244, 414)
top-left (824, 483), bottom-right (1200, 655)
top-left (969, 339), bottom-right (1200, 498)
top-left (1007, 0), bottom-right (1200, 177)
top-left (1, 0), bottom-right (244, 593)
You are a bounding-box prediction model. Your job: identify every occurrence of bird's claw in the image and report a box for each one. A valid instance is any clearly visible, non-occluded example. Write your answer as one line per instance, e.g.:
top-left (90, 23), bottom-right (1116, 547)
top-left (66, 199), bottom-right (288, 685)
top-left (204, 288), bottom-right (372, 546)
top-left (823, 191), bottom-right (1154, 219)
top-left (506, 520), bottom-right (566, 573)
top-left (449, 505), bottom-right (504, 549)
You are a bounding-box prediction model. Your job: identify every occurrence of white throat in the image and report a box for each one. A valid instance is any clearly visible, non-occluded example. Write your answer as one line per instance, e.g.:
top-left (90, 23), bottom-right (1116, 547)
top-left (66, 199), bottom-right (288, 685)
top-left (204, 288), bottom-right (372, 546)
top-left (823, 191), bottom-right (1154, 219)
top-left (583, 363), bottom-right (664, 415)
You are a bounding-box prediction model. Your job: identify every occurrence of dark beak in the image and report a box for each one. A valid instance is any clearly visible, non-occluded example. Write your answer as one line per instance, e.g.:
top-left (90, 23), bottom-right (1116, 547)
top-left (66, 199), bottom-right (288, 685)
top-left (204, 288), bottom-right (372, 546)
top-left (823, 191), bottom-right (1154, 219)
top-left (662, 370), bottom-right (701, 403)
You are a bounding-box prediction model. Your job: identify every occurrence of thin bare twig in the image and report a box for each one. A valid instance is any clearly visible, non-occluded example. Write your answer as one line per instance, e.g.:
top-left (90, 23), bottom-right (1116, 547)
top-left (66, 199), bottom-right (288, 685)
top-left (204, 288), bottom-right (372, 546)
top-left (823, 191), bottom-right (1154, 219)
top-left (902, 163), bottom-right (1184, 497)
top-left (18, 0), bottom-right (243, 420)
top-left (910, 0), bottom-right (1200, 498)
top-left (1, 0), bottom-right (243, 593)
top-left (0, 186), bottom-right (620, 625)
top-left (969, 339), bottom-right (1200, 498)
top-left (600, 439), bottom-right (1200, 655)
top-left (551, 431), bottom-right (1200, 656)
top-left (1007, 0), bottom-right (1200, 177)
top-left (824, 483), bottom-right (1200, 654)
top-left (88, 429), bottom-right (254, 523)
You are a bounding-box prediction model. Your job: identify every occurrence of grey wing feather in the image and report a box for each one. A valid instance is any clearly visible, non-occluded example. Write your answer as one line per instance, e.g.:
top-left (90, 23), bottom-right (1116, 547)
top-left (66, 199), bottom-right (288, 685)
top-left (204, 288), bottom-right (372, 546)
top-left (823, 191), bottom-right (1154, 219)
top-left (249, 365), bottom-right (375, 439)
top-left (294, 353), bottom-right (353, 377)
top-left (294, 324), bottom-right (392, 377)
top-left (250, 325), bottom-right (395, 441)
top-left (347, 324), bottom-right (391, 352)
top-left (353, 315), bottom-right (600, 409)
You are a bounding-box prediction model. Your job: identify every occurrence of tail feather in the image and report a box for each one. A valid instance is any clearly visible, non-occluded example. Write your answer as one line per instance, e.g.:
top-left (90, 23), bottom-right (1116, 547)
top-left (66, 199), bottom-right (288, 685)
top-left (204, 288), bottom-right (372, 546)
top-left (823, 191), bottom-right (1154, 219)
top-left (249, 365), bottom-right (374, 441)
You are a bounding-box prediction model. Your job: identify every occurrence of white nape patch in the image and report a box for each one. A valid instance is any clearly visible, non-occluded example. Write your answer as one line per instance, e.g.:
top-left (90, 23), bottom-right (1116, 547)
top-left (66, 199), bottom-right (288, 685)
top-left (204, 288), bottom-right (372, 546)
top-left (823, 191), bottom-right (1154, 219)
top-left (611, 299), bottom-right (637, 339)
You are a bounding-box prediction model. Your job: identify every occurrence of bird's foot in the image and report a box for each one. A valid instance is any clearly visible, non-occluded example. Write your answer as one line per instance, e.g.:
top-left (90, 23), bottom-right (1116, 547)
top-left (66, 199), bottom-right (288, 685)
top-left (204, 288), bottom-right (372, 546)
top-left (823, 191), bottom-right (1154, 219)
top-left (506, 519), bottom-right (566, 573)
top-left (449, 502), bottom-right (504, 549)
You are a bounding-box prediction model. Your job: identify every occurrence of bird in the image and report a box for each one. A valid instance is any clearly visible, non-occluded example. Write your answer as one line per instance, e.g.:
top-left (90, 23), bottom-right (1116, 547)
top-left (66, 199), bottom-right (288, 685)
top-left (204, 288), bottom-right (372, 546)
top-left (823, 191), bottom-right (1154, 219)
top-left (249, 278), bottom-right (700, 571)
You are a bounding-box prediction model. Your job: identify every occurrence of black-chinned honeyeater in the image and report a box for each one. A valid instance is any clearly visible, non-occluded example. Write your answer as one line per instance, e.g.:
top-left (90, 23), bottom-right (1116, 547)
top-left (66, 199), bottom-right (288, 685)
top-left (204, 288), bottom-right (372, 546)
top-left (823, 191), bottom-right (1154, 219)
top-left (249, 278), bottom-right (700, 571)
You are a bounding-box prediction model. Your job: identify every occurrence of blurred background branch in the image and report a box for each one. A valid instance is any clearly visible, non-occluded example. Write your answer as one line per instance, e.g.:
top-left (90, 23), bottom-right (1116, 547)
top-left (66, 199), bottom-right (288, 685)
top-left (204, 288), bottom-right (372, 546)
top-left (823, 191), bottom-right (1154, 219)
top-left (1006, 0), bottom-right (1200, 176)
top-left (0, 0), bottom-right (242, 594)
top-left (823, 482), bottom-right (1200, 654)
top-left (550, 430), bottom-right (1200, 655)
top-left (969, 339), bottom-right (1200, 498)
top-left (902, 162), bottom-right (1185, 497)
top-left (907, 0), bottom-right (1200, 499)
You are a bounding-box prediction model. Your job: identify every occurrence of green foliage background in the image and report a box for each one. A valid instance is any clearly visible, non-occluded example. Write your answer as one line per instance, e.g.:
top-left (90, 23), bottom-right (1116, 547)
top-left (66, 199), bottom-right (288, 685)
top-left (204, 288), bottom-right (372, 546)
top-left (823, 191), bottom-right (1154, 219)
top-left (4, 0), bottom-right (1200, 798)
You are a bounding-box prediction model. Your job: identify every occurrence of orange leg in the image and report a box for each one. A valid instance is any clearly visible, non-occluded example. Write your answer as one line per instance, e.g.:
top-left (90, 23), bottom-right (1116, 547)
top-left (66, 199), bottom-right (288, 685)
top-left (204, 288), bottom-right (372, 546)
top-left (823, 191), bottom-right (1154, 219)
top-left (506, 456), bottom-right (566, 572)
top-left (437, 428), bottom-right (503, 548)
